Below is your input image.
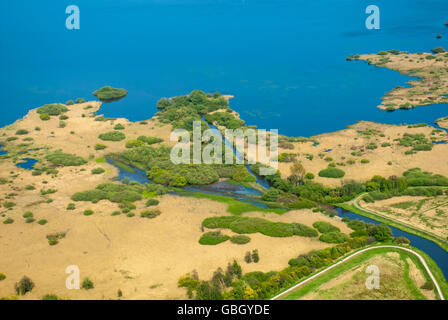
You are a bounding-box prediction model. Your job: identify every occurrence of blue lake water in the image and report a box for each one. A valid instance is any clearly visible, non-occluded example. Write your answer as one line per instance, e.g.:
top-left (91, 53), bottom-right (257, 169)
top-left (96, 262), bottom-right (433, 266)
top-left (1, 0), bottom-right (448, 137)
top-left (16, 158), bottom-right (38, 170)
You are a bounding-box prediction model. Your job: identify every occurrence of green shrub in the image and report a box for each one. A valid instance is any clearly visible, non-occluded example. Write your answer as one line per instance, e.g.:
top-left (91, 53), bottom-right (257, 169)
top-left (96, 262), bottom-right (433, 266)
top-left (305, 173), bottom-right (315, 180)
top-left (83, 210), bottom-right (94, 216)
top-left (140, 209), bottom-right (161, 219)
top-left (81, 278), bottom-right (94, 290)
top-left (0, 273), bottom-right (5, 281)
top-left (99, 131), bottom-right (126, 141)
top-left (93, 86), bottom-right (127, 102)
top-left (40, 113), bottom-right (50, 121)
top-left (46, 232), bottom-right (66, 245)
top-left (76, 98), bottom-right (85, 104)
top-left (318, 167), bottom-right (345, 178)
top-left (91, 168), bottom-right (105, 175)
top-left (312, 221), bottom-right (340, 233)
top-left (319, 231), bottom-right (349, 243)
top-left (3, 218), bottom-right (14, 224)
top-left (137, 136), bottom-right (163, 145)
top-left (59, 115), bottom-right (69, 120)
top-left (3, 201), bottom-right (16, 209)
top-left (25, 185), bottom-right (35, 190)
top-left (41, 189), bottom-right (57, 195)
top-left (202, 216), bottom-right (318, 238)
top-left (114, 124), bottom-right (125, 130)
top-left (42, 294), bottom-right (61, 300)
top-left (15, 276), bottom-right (35, 295)
top-left (66, 100), bottom-right (74, 105)
top-left (22, 211), bottom-right (33, 218)
top-left (111, 211), bottom-right (121, 216)
top-left (145, 199), bottom-right (159, 207)
top-left (46, 151), bottom-right (87, 166)
top-left (360, 159), bottom-right (370, 164)
top-left (94, 143), bottom-right (107, 150)
top-left (125, 139), bottom-right (145, 148)
top-left (261, 189), bottom-right (279, 202)
top-left (37, 104), bottom-right (68, 116)
top-left (15, 129), bottom-right (29, 135)
top-left (72, 182), bottom-right (143, 203)
top-left (37, 219), bottom-right (47, 225)
top-left (199, 231), bottom-right (230, 245)
top-left (230, 235), bottom-right (251, 244)
top-left (66, 203), bottom-right (75, 210)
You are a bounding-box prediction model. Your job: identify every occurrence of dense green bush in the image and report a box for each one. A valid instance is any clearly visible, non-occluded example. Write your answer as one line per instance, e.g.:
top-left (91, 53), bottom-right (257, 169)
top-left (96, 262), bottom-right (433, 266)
top-left (15, 129), bottom-right (29, 135)
top-left (140, 209), bottom-right (161, 219)
top-left (318, 167), bottom-right (345, 178)
top-left (37, 104), bottom-right (68, 116)
top-left (83, 209), bottom-right (94, 216)
top-left (202, 216), bottom-right (318, 238)
top-left (40, 113), bottom-right (50, 121)
top-left (145, 199), bottom-right (159, 207)
top-left (93, 86), bottom-right (127, 102)
top-left (230, 235), bottom-right (251, 244)
top-left (46, 151), bottom-right (86, 166)
top-left (81, 277), bottom-right (94, 290)
top-left (137, 136), bottom-right (163, 145)
top-left (319, 231), bottom-right (349, 243)
top-left (98, 131), bottom-right (126, 141)
top-left (199, 231), bottom-right (230, 245)
top-left (94, 143), bottom-right (107, 150)
top-left (72, 182), bottom-right (144, 203)
top-left (261, 189), bottom-right (279, 202)
top-left (91, 168), bottom-right (105, 175)
top-left (114, 124), bottom-right (125, 130)
top-left (312, 221), bottom-right (340, 233)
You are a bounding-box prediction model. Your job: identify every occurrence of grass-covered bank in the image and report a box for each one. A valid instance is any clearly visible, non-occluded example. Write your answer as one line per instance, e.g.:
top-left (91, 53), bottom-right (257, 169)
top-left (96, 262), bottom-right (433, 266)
top-left (278, 245), bottom-right (447, 300)
top-left (337, 202), bottom-right (448, 253)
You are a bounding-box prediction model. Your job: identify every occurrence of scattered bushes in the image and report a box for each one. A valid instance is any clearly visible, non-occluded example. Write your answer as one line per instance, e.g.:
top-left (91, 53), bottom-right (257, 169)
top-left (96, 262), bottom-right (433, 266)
top-left (140, 209), bottom-right (161, 219)
top-left (319, 231), bottom-right (349, 243)
top-left (15, 129), bottom-right (29, 135)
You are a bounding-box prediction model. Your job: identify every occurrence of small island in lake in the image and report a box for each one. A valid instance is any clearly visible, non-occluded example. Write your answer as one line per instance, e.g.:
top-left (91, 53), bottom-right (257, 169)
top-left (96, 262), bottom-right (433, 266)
top-left (93, 86), bottom-right (128, 102)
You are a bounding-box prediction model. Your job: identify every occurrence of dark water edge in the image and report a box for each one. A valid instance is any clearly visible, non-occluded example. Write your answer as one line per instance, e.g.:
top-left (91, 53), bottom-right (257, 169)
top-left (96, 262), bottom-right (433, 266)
top-left (336, 207), bottom-right (448, 280)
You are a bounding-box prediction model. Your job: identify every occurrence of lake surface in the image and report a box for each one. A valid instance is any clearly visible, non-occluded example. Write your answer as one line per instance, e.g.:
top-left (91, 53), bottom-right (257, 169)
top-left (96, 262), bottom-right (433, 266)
top-left (1, 0), bottom-right (448, 137)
